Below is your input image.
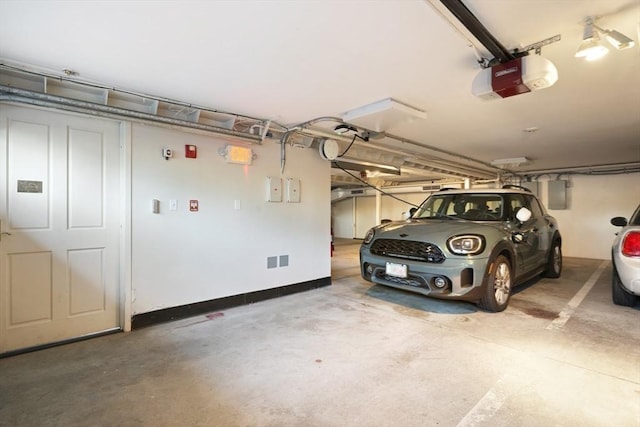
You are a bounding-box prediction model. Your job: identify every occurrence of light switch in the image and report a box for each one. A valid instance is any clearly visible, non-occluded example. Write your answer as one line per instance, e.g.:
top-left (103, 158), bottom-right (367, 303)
top-left (169, 199), bottom-right (177, 211)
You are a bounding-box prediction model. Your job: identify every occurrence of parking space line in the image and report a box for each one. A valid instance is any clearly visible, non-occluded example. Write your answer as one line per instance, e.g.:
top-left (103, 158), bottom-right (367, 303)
top-left (546, 260), bottom-right (609, 331)
top-left (457, 375), bottom-right (509, 427)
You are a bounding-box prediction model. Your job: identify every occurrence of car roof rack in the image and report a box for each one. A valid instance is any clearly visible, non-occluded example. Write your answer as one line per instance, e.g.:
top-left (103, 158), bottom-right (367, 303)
top-left (502, 184), bottom-right (532, 193)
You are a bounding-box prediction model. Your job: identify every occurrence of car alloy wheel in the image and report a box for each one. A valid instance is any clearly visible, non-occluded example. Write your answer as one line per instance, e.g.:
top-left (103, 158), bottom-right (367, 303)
top-left (544, 240), bottom-right (562, 278)
top-left (494, 261), bottom-right (511, 305)
top-left (478, 255), bottom-right (512, 312)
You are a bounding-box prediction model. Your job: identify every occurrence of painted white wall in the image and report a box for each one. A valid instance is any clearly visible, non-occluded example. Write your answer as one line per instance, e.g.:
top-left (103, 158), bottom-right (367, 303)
top-left (539, 173), bottom-right (640, 260)
top-left (380, 193), bottom-right (429, 221)
top-left (331, 173), bottom-right (640, 260)
top-left (333, 192), bottom-right (430, 239)
top-left (131, 124), bottom-right (331, 314)
top-left (332, 198), bottom-right (354, 238)
top-left (355, 197), bottom-right (376, 239)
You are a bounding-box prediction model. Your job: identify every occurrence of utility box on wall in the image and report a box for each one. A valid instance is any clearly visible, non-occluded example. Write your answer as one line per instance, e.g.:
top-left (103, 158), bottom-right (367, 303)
top-left (548, 180), bottom-right (567, 210)
top-left (286, 178), bottom-right (301, 203)
top-left (266, 176), bottom-right (282, 202)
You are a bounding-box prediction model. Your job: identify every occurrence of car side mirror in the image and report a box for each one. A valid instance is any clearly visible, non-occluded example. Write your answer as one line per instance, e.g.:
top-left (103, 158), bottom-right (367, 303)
top-left (516, 207), bottom-right (532, 223)
top-left (610, 216), bottom-right (628, 227)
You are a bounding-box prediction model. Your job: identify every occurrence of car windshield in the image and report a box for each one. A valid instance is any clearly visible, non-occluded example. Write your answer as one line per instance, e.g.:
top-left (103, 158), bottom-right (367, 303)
top-left (414, 193), bottom-right (505, 221)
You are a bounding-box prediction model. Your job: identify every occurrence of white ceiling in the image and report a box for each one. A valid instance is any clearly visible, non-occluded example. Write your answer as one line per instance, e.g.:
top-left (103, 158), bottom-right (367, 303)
top-left (1, 0), bottom-right (639, 184)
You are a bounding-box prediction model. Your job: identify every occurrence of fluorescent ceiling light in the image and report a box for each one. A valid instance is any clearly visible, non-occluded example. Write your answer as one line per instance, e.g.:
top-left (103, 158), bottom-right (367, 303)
top-left (332, 158), bottom-right (401, 175)
top-left (491, 157), bottom-right (530, 169)
top-left (341, 98), bottom-right (426, 132)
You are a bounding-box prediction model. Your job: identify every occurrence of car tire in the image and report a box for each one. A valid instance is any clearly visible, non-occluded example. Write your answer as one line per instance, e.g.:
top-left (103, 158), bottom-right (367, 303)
top-left (612, 267), bottom-right (636, 307)
top-left (478, 255), bottom-right (511, 312)
top-left (543, 239), bottom-right (562, 278)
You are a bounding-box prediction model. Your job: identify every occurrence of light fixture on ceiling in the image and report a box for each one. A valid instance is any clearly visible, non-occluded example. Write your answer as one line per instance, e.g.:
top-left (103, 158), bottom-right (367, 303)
top-left (491, 157), bottom-right (530, 169)
top-left (575, 17), bottom-right (636, 61)
top-left (340, 98), bottom-right (426, 132)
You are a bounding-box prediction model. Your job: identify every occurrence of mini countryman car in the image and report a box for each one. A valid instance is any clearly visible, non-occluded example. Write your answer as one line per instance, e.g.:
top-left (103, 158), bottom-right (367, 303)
top-left (610, 204), bottom-right (640, 307)
top-left (360, 186), bottom-right (562, 312)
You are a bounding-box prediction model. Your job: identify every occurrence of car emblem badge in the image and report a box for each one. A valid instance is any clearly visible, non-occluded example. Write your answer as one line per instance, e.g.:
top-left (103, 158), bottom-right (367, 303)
top-left (400, 233), bottom-right (408, 238)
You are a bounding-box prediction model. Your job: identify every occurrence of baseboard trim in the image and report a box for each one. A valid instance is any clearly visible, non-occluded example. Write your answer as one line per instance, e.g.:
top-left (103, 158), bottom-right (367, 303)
top-left (131, 276), bottom-right (331, 329)
top-left (0, 328), bottom-right (121, 359)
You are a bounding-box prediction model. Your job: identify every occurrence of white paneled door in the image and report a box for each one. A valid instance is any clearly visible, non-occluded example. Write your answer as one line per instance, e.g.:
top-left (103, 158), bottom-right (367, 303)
top-left (0, 105), bottom-right (121, 353)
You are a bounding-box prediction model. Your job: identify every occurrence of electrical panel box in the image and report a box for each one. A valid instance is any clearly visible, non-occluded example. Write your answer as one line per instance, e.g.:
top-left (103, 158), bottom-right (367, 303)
top-left (266, 177), bottom-right (282, 202)
top-left (286, 178), bottom-right (301, 203)
top-left (548, 180), bottom-right (567, 210)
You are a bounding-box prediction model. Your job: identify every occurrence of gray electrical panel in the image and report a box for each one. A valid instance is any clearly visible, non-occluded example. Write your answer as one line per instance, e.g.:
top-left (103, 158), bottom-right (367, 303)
top-left (548, 180), bottom-right (567, 210)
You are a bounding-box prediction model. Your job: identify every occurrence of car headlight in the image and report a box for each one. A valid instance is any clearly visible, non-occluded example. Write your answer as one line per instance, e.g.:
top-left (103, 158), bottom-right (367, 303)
top-left (447, 235), bottom-right (485, 255)
top-left (363, 228), bottom-right (375, 244)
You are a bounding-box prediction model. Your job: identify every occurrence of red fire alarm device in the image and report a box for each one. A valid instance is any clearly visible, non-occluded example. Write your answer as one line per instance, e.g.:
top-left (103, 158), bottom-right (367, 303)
top-left (189, 200), bottom-right (199, 212)
top-left (185, 145), bottom-right (197, 159)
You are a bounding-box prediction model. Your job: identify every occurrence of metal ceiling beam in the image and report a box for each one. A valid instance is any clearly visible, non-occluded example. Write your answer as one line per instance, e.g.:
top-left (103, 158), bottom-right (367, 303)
top-left (439, 0), bottom-right (515, 64)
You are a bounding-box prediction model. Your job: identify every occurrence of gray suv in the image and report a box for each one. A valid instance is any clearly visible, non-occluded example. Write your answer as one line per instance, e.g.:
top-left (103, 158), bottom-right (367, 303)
top-left (360, 186), bottom-right (562, 312)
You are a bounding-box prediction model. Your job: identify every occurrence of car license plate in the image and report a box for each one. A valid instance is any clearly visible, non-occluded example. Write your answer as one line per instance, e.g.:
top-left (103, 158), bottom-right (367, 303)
top-left (386, 262), bottom-right (408, 278)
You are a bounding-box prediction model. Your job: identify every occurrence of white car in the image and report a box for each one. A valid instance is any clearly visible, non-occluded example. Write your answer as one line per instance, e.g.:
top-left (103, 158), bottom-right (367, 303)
top-left (610, 204), bottom-right (640, 306)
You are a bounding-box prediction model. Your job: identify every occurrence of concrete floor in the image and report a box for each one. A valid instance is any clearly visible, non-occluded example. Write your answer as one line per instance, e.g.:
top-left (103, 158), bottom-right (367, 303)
top-left (1, 239), bottom-right (639, 427)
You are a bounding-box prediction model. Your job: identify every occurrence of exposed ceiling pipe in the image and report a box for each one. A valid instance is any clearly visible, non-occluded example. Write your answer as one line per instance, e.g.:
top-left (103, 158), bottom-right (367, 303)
top-left (0, 62), bottom-right (280, 129)
top-left (0, 87), bottom-right (264, 144)
top-left (522, 162), bottom-right (640, 177)
top-left (292, 121), bottom-right (499, 178)
top-left (439, 0), bottom-right (516, 64)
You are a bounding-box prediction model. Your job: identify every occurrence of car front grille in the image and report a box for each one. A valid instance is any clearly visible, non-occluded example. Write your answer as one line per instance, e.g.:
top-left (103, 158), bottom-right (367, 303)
top-left (370, 239), bottom-right (446, 263)
top-left (374, 270), bottom-right (428, 288)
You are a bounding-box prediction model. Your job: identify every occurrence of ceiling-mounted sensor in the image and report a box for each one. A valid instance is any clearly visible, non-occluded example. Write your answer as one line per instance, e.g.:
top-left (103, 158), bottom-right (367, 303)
top-left (319, 139), bottom-right (340, 161)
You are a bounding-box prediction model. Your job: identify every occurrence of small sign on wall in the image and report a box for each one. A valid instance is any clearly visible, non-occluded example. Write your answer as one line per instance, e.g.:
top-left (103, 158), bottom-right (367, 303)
top-left (17, 180), bottom-right (43, 193)
top-left (189, 200), bottom-right (199, 212)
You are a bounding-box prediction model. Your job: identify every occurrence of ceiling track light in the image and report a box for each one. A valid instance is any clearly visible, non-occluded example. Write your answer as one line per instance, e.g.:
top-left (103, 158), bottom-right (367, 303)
top-left (576, 16), bottom-right (636, 61)
top-left (593, 24), bottom-right (636, 50)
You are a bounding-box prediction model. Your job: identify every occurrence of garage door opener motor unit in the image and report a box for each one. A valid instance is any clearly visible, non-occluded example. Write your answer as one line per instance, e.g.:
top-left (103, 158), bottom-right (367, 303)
top-left (472, 55), bottom-right (558, 100)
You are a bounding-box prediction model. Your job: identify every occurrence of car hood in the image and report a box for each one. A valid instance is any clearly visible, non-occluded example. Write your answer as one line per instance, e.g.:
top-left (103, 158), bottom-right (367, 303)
top-left (373, 219), bottom-right (505, 242)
